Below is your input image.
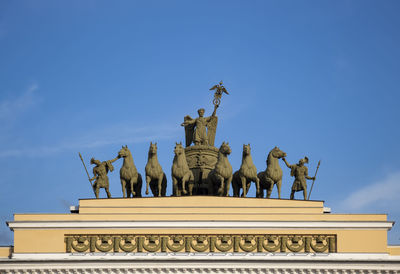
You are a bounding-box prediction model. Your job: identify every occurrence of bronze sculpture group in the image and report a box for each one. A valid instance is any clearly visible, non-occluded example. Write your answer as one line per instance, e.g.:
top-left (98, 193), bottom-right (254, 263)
top-left (79, 81), bottom-right (319, 200)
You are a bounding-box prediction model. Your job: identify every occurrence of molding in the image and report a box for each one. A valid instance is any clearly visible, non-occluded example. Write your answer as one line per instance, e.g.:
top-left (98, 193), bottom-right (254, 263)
top-left (1, 253), bottom-right (400, 273)
top-left (7, 220), bottom-right (394, 231)
top-left (64, 234), bottom-right (336, 254)
top-left (7, 251), bottom-right (400, 261)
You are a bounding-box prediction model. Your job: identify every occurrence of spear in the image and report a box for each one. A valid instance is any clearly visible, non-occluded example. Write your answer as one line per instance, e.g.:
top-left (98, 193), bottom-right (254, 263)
top-left (307, 160), bottom-right (321, 200)
top-left (79, 152), bottom-right (95, 194)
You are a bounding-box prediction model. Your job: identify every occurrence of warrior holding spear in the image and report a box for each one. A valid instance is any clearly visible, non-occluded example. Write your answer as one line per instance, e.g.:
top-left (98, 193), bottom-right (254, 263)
top-left (282, 156), bottom-right (316, 200)
top-left (79, 152), bottom-right (120, 199)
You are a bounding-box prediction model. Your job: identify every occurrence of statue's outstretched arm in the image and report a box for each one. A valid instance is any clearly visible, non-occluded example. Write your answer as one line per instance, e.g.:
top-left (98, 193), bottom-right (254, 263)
top-left (282, 158), bottom-right (291, 168)
top-left (108, 156), bottom-right (120, 163)
top-left (181, 116), bottom-right (196, 126)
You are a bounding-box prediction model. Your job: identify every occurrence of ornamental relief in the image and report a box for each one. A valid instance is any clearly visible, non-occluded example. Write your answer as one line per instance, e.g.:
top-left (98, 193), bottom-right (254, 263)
top-left (186, 153), bottom-right (218, 170)
top-left (65, 234), bottom-right (336, 254)
top-left (185, 148), bottom-right (219, 170)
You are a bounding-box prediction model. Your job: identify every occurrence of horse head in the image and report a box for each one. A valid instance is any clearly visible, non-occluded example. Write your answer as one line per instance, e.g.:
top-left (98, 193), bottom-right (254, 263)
top-left (174, 142), bottom-right (184, 156)
top-left (118, 145), bottom-right (131, 158)
top-left (149, 142), bottom-right (158, 156)
top-left (270, 146), bottom-right (287, 159)
top-left (219, 142), bottom-right (232, 156)
top-left (243, 143), bottom-right (251, 156)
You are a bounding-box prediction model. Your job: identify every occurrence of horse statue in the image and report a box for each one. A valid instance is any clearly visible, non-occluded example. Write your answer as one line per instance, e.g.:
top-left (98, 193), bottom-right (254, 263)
top-left (118, 145), bottom-right (143, 198)
top-left (171, 142), bottom-right (194, 196)
top-left (257, 146), bottom-right (286, 198)
top-left (232, 144), bottom-right (260, 197)
top-left (145, 142), bottom-right (167, 197)
top-left (207, 142), bottom-right (233, 196)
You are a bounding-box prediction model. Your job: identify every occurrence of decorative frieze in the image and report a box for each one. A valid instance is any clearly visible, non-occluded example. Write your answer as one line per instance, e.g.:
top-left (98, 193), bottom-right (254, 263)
top-left (2, 268), bottom-right (400, 274)
top-left (65, 234), bottom-right (336, 254)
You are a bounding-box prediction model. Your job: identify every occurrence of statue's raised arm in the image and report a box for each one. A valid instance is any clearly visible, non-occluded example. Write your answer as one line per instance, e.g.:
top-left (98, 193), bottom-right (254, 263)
top-left (206, 104), bottom-right (218, 146)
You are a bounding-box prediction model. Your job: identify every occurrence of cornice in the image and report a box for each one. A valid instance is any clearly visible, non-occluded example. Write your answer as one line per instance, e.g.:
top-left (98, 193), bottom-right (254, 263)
top-left (7, 220), bottom-right (394, 231)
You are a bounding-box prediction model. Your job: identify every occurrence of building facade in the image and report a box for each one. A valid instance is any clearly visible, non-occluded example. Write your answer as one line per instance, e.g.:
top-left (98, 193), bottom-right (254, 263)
top-left (1, 196), bottom-right (399, 273)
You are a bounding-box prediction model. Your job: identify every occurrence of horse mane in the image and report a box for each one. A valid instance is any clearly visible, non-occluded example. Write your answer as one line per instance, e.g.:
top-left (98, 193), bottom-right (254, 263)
top-left (120, 148), bottom-right (138, 179)
top-left (240, 146), bottom-right (257, 179)
top-left (215, 143), bottom-right (232, 178)
top-left (146, 144), bottom-right (163, 177)
top-left (266, 148), bottom-right (282, 181)
top-left (175, 149), bottom-right (188, 168)
top-left (266, 149), bottom-right (274, 166)
top-left (172, 145), bottom-right (189, 178)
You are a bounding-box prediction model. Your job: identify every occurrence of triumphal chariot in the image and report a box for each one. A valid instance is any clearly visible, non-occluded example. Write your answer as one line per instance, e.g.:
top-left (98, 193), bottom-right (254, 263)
top-left (180, 82), bottom-right (226, 195)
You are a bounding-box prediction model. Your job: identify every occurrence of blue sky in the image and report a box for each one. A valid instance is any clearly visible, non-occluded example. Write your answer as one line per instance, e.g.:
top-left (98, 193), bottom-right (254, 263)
top-left (1, 1), bottom-right (400, 245)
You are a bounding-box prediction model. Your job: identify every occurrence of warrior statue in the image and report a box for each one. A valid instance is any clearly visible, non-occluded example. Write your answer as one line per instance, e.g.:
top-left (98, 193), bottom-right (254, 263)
top-left (282, 157), bottom-right (315, 200)
top-left (89, 156), bottom-right (120, 198)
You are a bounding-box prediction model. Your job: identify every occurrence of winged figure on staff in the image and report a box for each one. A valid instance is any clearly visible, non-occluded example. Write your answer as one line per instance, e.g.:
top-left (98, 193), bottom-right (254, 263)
top-left (209, 80), bottom-right (229, 106)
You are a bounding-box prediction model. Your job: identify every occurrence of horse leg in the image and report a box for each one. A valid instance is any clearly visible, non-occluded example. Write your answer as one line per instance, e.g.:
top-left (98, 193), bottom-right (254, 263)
top-left (231, 173), bottom-right (238, 197)
top-left (172, 176), bottom-right (179, 197)
top-left (240, 176), bottom-right (247, 197)
top-left (136, 173), bottom-right (143, 197)
top-left (256, 174), bottom-right (265, 198)
top-left (161, 173), bottom-right (167, 196)
top-left (188, 173), bottom-right (194, 196)
top-left (245, 180), bottom-right (251, 196)
top-left (145, 175), bottom-right (151, 195)
top-left (207, 176), bottom-right (214, 196)
top-left (130, 179), bottom-right (136, 197)
top-left (254, 177), bottom-right (260, 196)
top-left (266, 178), bottom-right (274, 198)
top-left (157, 174), bottom-right (164, 197)
top-left (215, 175), bottom-right (224, 196)
top-left (126, 182), bottom-right (132, 198)
top-left (225, 175), bottom-right (233, 196)
top-left (126, 184), bottom-right (131, 198)
top-left (233, 186), bottom-right (239, 197)
top-left (149, 178), bottom-right (156, 196)
top-left (121, 179), bottom-right (127, 198)
top-left (277, 179), bottom-right (282, 199)
top-left (182, 173), bottom-right (191, 195)
top-left (257, 188), bottom-right (264, 198)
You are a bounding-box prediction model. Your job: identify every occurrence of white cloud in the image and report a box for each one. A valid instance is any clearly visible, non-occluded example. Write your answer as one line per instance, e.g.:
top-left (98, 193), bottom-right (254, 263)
top-left (338, 171), bottom-right (400, 212)
top-left (0, 84), bottom-right (39, 120)
top-left (0, 124), bottom-right (180, 158)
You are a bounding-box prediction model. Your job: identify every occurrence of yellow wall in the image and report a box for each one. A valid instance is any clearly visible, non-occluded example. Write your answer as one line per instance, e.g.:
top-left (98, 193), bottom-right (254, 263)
top-left (0, 246), bottom-right (12, 258)
top-left (9, 197), bottom-right (393, 254)
top-left (388, 246), bottom-right (400, 255)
